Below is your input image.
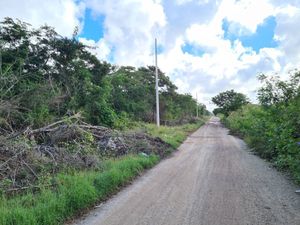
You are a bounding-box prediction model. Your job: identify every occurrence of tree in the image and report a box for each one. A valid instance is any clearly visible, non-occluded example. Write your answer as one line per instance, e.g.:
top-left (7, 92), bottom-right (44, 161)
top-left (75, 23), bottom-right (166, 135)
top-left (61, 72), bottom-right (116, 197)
top-left (0, 17), bottom-right (209, 130)
top-left (106, 66), bottom-right (209, 123)
top-left (106, 66), bottom-right (179, 122)
top-left (257, 71), bottom-right (300, 106)
top-left (212, 90), bottom-right (249, 116)
top-left (0, 17), bottom-right (115, 129)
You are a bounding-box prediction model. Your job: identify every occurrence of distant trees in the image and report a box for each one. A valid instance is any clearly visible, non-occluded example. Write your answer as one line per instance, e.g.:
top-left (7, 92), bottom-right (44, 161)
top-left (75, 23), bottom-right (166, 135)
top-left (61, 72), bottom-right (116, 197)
top-left (106, 66), bottom-right (209, 123)
top-left (212, 90), bottom-right (249, 116)
top-left (0, 18), bottom-right (209, 131)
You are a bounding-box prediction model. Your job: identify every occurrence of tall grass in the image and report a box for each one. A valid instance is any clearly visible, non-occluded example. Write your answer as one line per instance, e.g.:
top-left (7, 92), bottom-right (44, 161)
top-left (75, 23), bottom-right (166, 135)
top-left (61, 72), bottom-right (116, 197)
top-left (0, 155), bottom-right (159, 225)
top-left (143, 119), bottom-right (207, 148)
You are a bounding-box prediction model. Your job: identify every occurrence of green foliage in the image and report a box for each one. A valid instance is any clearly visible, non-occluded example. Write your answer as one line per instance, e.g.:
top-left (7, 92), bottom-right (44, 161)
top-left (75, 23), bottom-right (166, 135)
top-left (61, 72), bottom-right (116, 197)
top-left (0, 155), bottom-right (159, 225)
top-left (0, 18), bottom-right (115, 129)
top-left (257, 70), bottom-right (300, 106)
top-left (224, 71), bottom-right (300, 183)
top-left (0, 18), bottom-right (209, 130)
top-left (106, 66), bottom-right (210, 124)
top-left (0, 17), bottom-right (210, 225)
top-left (212, 89), bottom-right (249, 116)
top-left (138, 117), bottom-right (207, 148)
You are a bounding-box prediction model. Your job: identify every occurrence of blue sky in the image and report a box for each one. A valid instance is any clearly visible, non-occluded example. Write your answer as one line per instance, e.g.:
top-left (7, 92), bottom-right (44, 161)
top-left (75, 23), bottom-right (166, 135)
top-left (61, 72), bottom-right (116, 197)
top-left (80, 10), bottom-right (278, 56)
top-left (79, 8), bottom-right (105, 41)
top-left (181, 43), bottom-right (206, 56)
top-left (1, 0), bottom-right (300, 110)
top-left (222, 16), bottom-right (278, 53)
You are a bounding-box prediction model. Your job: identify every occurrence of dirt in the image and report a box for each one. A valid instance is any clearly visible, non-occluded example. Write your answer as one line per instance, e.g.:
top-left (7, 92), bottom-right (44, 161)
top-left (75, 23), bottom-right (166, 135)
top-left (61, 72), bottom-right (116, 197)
top-left (71, 117), bottom-right (300, 225)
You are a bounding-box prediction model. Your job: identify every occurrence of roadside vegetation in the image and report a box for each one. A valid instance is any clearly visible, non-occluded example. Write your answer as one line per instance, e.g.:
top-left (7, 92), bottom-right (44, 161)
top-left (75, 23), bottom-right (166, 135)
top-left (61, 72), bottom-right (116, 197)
top-left (140, 118), bottom-right (207, 148)
top-left (0, 155), bottom-right (159, 225)
top-left (0, 18), bottom-right (209, 131)
top-left (0, 18), bottom-right (209, 224)
top-left (0, 120), bottom-right (205, 225)
top-left (212, 71), bottom-right (300, 183)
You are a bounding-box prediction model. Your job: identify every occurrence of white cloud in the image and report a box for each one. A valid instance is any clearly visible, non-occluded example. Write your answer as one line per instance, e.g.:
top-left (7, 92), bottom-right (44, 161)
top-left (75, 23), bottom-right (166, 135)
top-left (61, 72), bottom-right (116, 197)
top-left (216, 0), bottom-right (274, 33)
top-left (1, 0), bottom-right (300, 111)
top-left (85, 0), bottom-right (167, 66)
top-left (156, 0), bottom-right (300, 110)
top-left (275, 6), bottom-right (300, 67)
top-left (175, 0), bottom-right (211, 5)
top-left (185, 23), bottom-right (224, 50)
top-left (79, 37), bottom-right (111, 60)
top-left (0, 0), bottom-right (85, 37)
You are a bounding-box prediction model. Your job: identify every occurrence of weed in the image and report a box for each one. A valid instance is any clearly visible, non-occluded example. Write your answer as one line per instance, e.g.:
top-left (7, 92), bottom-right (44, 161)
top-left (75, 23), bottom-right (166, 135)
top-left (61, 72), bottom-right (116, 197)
top-left (0, 155), bottom-right (159, 225)
top-left (142, 118), bottom-right (206, 148)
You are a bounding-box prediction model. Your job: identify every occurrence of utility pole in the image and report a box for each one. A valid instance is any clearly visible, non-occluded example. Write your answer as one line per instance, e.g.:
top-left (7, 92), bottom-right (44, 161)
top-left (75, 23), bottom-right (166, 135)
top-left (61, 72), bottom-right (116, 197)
top-left (155, 38), bottom-right (160, 127)
top-left (196, 92), bottom-right (199, 118)
top-left (0, 41), bottom-right (2, 76)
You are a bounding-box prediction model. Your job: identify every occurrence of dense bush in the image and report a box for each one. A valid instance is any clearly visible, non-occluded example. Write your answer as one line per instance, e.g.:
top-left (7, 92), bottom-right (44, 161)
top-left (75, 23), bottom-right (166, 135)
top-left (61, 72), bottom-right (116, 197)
top-left (0, 18), bottom-right (209, 131)
top-left (105, 66), bottom-right (210, 123)
top-left (0, 17), bottom-right (114, 128)
top-left (224, 71), bottom-right (300, 183)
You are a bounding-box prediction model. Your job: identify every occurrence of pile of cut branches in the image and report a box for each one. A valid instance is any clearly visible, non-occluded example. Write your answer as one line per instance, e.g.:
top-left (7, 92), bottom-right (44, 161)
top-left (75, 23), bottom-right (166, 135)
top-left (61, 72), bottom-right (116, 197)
top-left (0, 114), bottom-right (172, 195)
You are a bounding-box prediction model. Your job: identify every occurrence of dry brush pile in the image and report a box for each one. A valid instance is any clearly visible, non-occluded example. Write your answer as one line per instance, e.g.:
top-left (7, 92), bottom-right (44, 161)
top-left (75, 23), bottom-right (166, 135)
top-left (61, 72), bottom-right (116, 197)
top-left (0, 114), bottom-right (172, 195)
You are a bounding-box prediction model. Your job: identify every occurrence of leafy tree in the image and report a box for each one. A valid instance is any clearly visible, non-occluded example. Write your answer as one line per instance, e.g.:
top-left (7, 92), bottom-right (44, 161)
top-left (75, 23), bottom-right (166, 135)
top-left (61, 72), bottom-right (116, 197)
top-left (212, 108), bottom-right (223, 116)
top-left (0, 17), bottom-right (114, 129)
top-left (106, 66), bottom-right (208, 123)
top-left (257, 71), bottom-right (300, 106)
top-left (212, 90), bottom-right (249, 116)
top-left (0, 17), bottom-right (209, 130)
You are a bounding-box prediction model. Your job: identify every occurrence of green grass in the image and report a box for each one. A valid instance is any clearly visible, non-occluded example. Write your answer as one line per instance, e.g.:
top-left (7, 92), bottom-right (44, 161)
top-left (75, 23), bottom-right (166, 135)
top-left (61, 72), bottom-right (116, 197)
top-left (142, 118), bottom-right (207, 148)
top-left (0, 155), bottom-right (159, 225)
top-left (0, 119), bottom-right (208, 225)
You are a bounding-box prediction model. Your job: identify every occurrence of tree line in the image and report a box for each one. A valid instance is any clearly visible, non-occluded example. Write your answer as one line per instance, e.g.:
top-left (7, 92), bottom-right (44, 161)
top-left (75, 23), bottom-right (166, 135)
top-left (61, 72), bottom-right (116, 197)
top-left (0, 18), bottom-right (209, 132)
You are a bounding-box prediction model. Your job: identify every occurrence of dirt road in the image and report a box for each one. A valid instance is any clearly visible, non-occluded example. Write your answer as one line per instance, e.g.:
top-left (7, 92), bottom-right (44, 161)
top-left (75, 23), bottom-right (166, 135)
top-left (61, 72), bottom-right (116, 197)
top-left (72, 117), bottom-right (300, 225)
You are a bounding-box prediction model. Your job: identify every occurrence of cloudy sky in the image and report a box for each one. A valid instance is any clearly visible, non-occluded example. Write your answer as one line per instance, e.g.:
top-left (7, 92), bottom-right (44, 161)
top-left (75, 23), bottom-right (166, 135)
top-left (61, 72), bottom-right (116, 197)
top-left (1, 0), bottom-right (300, 110)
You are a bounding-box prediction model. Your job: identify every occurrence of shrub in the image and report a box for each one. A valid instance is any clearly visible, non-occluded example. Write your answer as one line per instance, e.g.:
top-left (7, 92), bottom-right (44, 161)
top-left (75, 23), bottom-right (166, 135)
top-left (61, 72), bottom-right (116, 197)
top-left (225, 99), bottom-right (300, 183)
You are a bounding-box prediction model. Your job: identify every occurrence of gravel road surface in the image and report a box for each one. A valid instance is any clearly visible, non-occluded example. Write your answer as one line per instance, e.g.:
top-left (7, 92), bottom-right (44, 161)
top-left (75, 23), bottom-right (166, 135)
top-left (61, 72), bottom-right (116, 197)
top-left (72, 117), bottom-right (300, 225)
